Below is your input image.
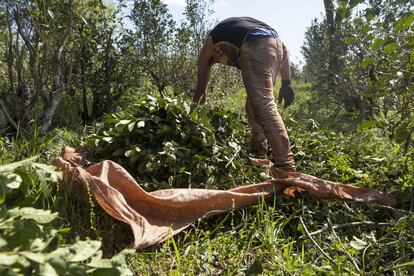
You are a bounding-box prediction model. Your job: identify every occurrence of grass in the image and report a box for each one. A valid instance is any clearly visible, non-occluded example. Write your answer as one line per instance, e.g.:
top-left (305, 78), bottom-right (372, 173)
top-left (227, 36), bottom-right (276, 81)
top-left (0, 127), bottom-right (80, 164)
top-left (1, 80), bottom-right (413, 275)
top-left (126, 198), bottom-right (413, 274)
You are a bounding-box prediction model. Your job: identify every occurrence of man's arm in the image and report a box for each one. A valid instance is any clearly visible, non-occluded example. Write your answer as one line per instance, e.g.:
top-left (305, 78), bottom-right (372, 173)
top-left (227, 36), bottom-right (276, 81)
top-left (278, 43), bottom-right (295, 108)
top-left (280, 43), bottom-right (291, 81)
top-left (193, 36), bottom-right (214, 104)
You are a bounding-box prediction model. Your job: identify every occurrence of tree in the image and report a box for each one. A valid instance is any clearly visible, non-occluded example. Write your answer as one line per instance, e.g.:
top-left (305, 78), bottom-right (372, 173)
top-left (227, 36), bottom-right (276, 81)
top-left (346, 0), bottom-right (414, 149)
top-left (0, 0), bottom-right (76, 132)
top-left (74, 2), bottom-right (138, 123)
top-left (302, 0), bottom-right (414, 149)
top-left (127, 0), bottom-right (179, 96)
top-left (303, 0), bottom-right (373, 121)
top-left (0, 0), bottom-right (137, 131)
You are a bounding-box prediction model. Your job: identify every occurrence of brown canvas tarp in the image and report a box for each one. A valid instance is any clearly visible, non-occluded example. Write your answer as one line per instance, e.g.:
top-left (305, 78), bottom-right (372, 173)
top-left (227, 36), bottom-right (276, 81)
top-left (53, 147), bottom-right (396, 249)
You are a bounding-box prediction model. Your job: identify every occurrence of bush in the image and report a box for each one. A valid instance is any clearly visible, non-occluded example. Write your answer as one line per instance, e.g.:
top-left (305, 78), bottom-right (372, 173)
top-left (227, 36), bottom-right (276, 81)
top-left (84, 94), bottom-right (266, 191)
top-left (0, 157), bottom-right (133, 275)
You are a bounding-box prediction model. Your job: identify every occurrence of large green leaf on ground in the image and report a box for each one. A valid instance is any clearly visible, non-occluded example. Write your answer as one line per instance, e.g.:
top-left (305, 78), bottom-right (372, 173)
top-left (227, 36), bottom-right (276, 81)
top-left (8, 207), bottom-right (58, 224)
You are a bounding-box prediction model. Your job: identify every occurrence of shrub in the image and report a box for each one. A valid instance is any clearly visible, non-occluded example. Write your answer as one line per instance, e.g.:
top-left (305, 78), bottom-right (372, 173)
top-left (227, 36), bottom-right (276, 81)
top-left (84, 95), bottom-right (265, 190)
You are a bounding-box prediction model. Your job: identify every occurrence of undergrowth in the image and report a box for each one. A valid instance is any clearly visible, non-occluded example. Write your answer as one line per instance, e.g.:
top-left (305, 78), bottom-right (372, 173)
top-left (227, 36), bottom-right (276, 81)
top-left (83, 94), bottom-right (262, 191)
top-left (1, 84), bottom-right (413, 274)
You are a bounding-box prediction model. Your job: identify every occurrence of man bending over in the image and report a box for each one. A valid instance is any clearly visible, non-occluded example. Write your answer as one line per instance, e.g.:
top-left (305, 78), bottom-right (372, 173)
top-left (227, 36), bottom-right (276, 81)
top-left (193, 17), bottom-right (295, 171)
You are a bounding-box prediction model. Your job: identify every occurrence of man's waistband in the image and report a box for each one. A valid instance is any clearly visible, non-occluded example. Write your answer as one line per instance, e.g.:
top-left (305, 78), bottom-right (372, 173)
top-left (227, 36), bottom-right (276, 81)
top-left (244, 27), bottom-right (279, 42)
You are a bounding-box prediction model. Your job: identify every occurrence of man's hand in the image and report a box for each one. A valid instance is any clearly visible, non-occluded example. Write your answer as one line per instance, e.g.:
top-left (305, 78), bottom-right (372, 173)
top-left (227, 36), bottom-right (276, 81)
top-left (278, 80), bottom-right (295, 108)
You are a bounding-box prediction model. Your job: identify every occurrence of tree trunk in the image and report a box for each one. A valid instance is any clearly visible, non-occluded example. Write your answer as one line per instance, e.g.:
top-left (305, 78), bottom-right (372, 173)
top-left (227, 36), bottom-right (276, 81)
top-left (40, 0), bottom-right (73, 132)
top-left (323, 0), bottom-right (337, 94)
top-left (6, 13), bottom-right (15, 94)
top-left (80, 39), bottom-right (90, 124)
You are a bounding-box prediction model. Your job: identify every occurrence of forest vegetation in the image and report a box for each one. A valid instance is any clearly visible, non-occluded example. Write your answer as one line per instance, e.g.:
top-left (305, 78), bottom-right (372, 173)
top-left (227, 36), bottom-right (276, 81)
top-left (0, 0), bottom-right (413, 274)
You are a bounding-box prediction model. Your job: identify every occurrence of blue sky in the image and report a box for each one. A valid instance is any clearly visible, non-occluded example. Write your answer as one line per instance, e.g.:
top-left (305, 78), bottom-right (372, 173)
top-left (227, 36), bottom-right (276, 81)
top-left (162, 0), bottom-right (326, 64)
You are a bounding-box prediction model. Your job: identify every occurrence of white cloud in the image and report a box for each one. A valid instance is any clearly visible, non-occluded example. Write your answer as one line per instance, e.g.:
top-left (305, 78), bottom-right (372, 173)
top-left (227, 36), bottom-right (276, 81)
top-left (162, 0), bottom-right (186, 7)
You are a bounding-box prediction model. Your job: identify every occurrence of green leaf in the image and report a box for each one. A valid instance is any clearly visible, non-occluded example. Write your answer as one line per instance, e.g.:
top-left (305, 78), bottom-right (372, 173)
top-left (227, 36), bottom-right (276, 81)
top-left (4, 220), bottom-right (42, 249)
top-left (361, 57), bottom-right (376, 69)
top-left (183, 102), bottom-right (191, 114)
top-left (147, 95), bottom-right (156, 102)
top-left (0, 182), bottom-right (5, 205)
top-left (32, 163), bottom-right (63, 182)
top-left (408, 38), bottom-right (414, 48)
top-left (364, 8), bottom-right (376, 21)
top-left (344, 36), bottom-right (357, 44)
top-left (115, 119), bottom-right (131, 127)
top-left (350, 236), bottom-right (367, 250)
top-left (0, 253), bottom-right (19, 265)
top-left (371, 157), bottom-right (385, 162)
top-left (125, 150), bottom-right (135, 158)
top-left (0, 236), bottom-right (7, 248)
top-left (394, 12), bottom-right (414, 31)
top-left (106, 249), bottom-right (135, 266)
top-left (68, 263), bottom-right (88, 275)
top-left (0, 205), bottom-right (8, 220)
top-left (47, 249), bottom-right (70, 273)
top-left (371, 38), bottom-right (384, 51)
top-left (393, 261), bottom-right (414, 269)
top-left (69, 240), bottom-right (101, 262)
top-left (102, 137), bottom-right (113, 143)
top-left (20, 251), bottom-right (46, 264)
top-left (128, 122), bottom-right (135, 132)
top-left (383, 42), bottom-right (397, 55)
top-left (39, 262), bottom-right (58, 276)
top-left (137, 121), bottom-right (145, 128)
top-left (87, 258), bottom-right (113, 269)
top-left (358, 120), bottom-right (381, 130)
top-left (395, 124), bottom-right (410, 143)
top-left (47, 10), bottom-right (55, 19)
top-left (2, 173), bottom-right (22, 189)
top-left (0, 219), bottom-right (18, 230)
top-left (42, 236), bottom-right (60, 252)
top-left (9, 207), bottom-right (58, 224)
top-left (228, 141), bottom-right (239, 150)
top-left (0, 156), bottom-right (39, 173)
top-left (337, 6), bottom-right (351, 18)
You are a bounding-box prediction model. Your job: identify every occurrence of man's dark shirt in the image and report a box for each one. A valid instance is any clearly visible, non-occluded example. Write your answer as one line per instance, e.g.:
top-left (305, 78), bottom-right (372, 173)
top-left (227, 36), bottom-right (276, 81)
top-left (210, 17), bottom-right (276, 48)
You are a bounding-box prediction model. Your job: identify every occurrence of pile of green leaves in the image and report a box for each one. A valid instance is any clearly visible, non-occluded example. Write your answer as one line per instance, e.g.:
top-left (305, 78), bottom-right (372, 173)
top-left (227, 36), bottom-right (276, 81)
top-left (84, 95), bottom-right (264, 190)
top-left (0, 157), bottom-right (133, 275)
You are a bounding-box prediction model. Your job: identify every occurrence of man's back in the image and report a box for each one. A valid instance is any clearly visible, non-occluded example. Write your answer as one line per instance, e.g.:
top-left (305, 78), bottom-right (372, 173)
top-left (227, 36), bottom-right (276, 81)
top-left (210, 17), bottom-right (275, 48)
